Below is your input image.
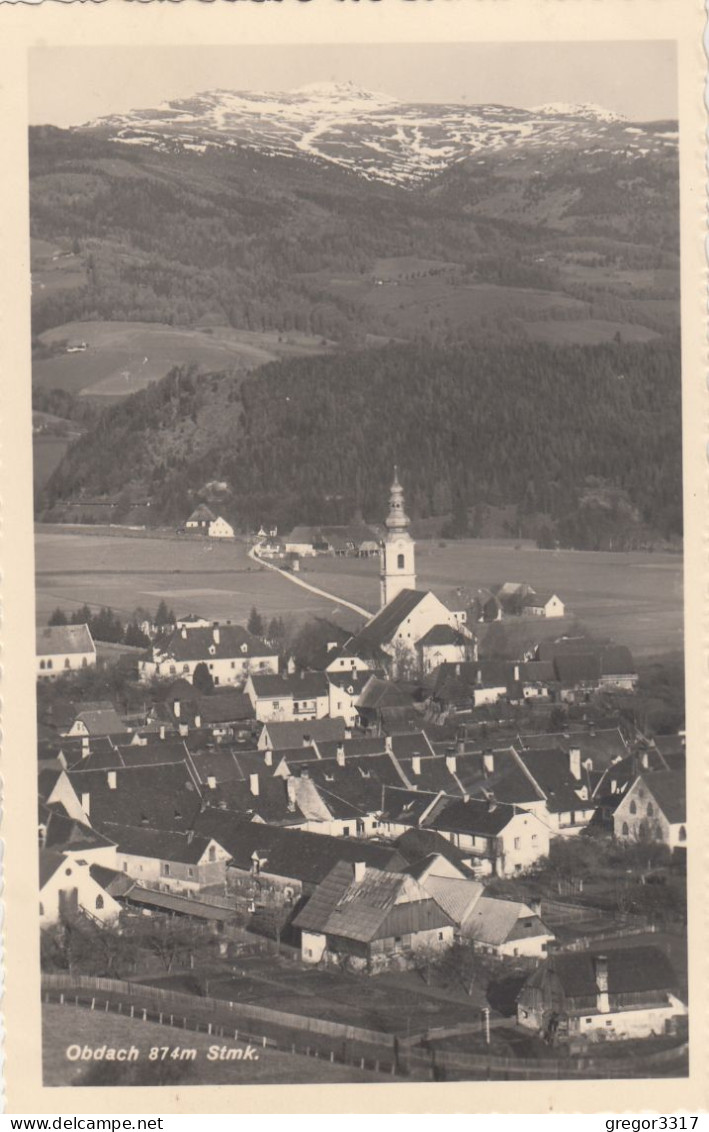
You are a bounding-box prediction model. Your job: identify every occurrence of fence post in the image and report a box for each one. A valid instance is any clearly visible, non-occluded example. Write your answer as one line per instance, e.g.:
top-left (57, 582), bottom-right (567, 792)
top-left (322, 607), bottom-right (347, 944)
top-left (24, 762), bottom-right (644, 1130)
top-left (90, 998), bottom-right (95, 1011)
top-left (262, 1036), bottom-right (267, 1048)
top-left (142, 1009), bottom-right (147, 1022)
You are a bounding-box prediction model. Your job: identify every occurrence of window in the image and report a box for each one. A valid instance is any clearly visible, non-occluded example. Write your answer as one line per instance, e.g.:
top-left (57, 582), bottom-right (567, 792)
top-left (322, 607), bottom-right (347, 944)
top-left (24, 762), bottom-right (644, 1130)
top-left (622, 822), bottom-right (629, 836)
top-left (39, 903), bottom-right (44, 916)
top-left (272, 701), bottom-right (280, 710)
top-left (438, 931), bottom-right (444, 941)
top-left (531, 834), bottom-right (538, 845)
top-left (64, 658), bottom-right (71, 669)
top-left (605, 1020), bottom-right (613, 1028)
top-left (647, 802), bottom-right (654, 817)
top-left (95, 895), bottom-right (104, 910)
top-left (208, 846), bottom-right (216, 863)
top-left (187, 867), bottom-right (195, 878)
top-left (183, 664), bottom-right (190, 673)
top-left (170, 665), bottom-right (176, 675)
top-left (122, 862), bottom-right (128, 872)
top-left (513, 837), bottom-right (521, 850)
top-left (39, 660), bottom-right (45, 670)
top-left (343, 827), bottom-right (351, 837)
top-left (585, 1018), bottom-right (593, 1025)
top-left (629, 800), bottom-right (637, 814)
top-left (162, 863), bottom-right (171, 877)
top-left (397, 553), bottom-right (405, 569)
top-left (47, 659), bottom-right (53, 669)
top-left (679, 825), bottom-right (687, 842)
top-left (82, 657), bottom-right (88, 667)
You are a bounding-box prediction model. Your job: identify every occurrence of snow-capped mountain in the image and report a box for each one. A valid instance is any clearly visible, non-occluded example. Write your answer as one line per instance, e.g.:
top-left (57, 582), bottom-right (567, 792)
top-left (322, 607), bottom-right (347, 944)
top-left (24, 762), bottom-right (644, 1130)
top-left (81, 81), bottom-right (676, 187)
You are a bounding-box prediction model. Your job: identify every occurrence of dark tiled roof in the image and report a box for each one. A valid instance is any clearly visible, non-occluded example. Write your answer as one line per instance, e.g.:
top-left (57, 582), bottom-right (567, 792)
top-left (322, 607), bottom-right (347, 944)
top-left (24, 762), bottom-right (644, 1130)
top-left (417, 625), bottom-right (468, 648)
top-left (286, 753), bottom-right (409, 814)
top-left (71, 708), bottom-right (128, 736)
top-left (100, 823), bottom-right (222, 864)
top-left (554, 654), bottom-right (601, 685)
top-left (381, 785), bottom-right (443, 826)
top-left (39, 850), bottom-right (71, 889)
top-left (643, 770), bottom-right (686, 824)
top-left (249, 673), bottom-right (329, 700)
top-left (347, 589), bottom-right (427, 652)
top-left (454, 750), bottom-right (544, 806)
top-left (68, 762), bottom-right (203, 830)
top-left (515, 747), bottom-right (595, 813)
top-left (395, 827), bottom-right (476, 873)
top-left (260, 718), bottom-right (347, 750)
top-left (193, 813), bottom-right (405, 885)
top-left (427, 796), bottom-right (522, 837)
top-left (36, 624), bottom-right (95, 657)
top-left (532, 946), bottom-right (678, 1000)
top-left (154, 624), bottom-right (275, 662)
top-left (187, 504), bottom-right (216, 522)
top-left (357, 678), bottom-right (416, 711)
top-left (600, 645), bottom-right (636, 676)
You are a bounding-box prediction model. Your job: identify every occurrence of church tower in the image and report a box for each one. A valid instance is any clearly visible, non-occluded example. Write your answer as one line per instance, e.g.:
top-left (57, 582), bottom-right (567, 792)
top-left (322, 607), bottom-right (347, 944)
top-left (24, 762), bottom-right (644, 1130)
top-left (380, 468), bottom-right (416, 607)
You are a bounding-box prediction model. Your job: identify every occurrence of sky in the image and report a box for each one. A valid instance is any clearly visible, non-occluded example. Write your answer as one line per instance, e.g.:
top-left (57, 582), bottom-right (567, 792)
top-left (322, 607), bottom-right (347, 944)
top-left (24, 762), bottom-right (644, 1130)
top-left (29, 41), bottom-right (677, 128)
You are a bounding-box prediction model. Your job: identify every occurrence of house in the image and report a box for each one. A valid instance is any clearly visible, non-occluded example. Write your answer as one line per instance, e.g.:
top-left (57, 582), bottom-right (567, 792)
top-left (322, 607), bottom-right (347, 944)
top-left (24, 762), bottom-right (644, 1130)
top-left (416, 625), bottom-right (472, 675)
top-left (39, 851), bottom-right (122, 927)
top-left (598, 646), bottom-right (639, 691)
top-left (521, 592), bottom-right (565, 618)
top-left (140, 622), bottom-right (279, 686)
top-left (66, 761), bottom-right (204, 832)
top-left (513, 746), bottom-right (598, 835)
top-left (36, 624), bottom-right (96, 680)
top-left (65, 702), bottom-right (129, 738)
top-left (100, 824), bottom-right (231, 894)
top-left (283, 526), bottom-right (320, 556)
top-left (245, 672), bottom-right (330, 723)
top-left (257, 717), bottom-right (347, 752)
top-left (380, 788), bottom-right (550, 876)
top-left (516, 947), bottom-right (686, 1042)
top-left (326, 669), bottom-right (372, 728)
top-left (293, 860), bottom-right (454, 969)
top-left (207, 515), bottom-right (234, 539)
top-left (193, 814), bottom-right (406, 901)
top-left (185, 504), bottom-right (216, 532)
top-left (613, 770), bottom-right (686, 849)
top-left (253, 537), bottom-right (286, 560)
top-left (39, 803), bottom-right (119, 869)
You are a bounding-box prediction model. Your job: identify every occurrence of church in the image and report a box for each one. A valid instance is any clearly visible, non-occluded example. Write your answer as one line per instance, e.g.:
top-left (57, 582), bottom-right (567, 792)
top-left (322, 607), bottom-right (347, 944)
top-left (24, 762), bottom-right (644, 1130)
top-left (344, 470), bottom-right (476, 675)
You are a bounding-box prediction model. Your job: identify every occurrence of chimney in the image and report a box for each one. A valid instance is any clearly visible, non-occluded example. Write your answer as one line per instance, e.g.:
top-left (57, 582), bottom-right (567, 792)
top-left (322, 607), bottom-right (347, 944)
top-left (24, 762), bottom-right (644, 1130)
top-left (569, 747), bottom-right (581, 780)
top-left (411, 756), bottom-right (421, 776)
top-left (207, 776), bottom-right (216, 789)
top-left (194, 714), bottom-right (202, 730)
top-left (445, 755), bottom-right (457, 775)
top-left (529, 897), bottom-right (542, 917)
top-left (249, 772), bottom-right (260, 797)
top-left (286, 776), bottom-right (297, 813)
top-left (513, 664), bottom-right (520, 682)
top-left (264, 748), bottom-right (273, 767)
top-left (594, 955), bottom-right (610, 1013)
top-left (179, 723), bottom-right (188, 737)
top-left (384, 736), bottom-right (393, 754)
top-left (336, 744), bottom-right (346, 767)
top-left (455, 663), bottom-right (461, 676)
top-left (107, 771), bottom-right (117, 790)
top-left (181, 627), bottom-right (187, 639)
top-left (487, 799), bottom-right (497, 813)
top-left (344, 728), bottom-right (352, 739)
top-left (640, 749), bottom-right (650, 770)
top-left (353, 861), bottom-right (366, 883)
top-left (173, 700), bottom-right (181, 719)
top-left (159, 725), bottom-right (166, 741)
top-left (483, 750), bottom-right (495, 774)
top-left (456, 737), bottom-right (466, 757)
top-left (213, 625), bottom-right (220, 645)
top-left (81, 736), bottom-right (90, 759)
top-left (81, 792), bottom-right (90, 816)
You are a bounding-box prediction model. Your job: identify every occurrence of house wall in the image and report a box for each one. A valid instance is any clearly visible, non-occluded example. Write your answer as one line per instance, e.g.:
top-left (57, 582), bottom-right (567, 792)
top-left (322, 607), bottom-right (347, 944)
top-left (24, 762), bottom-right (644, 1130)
top-left (116, 847), bottom-right (228, 893)
top-left (40, 860), bottom-right (121, 927)
top-left (142, 653), bottom-right (278, 686)
top-left (421, 642), bottom-right (468, 675)
top-left (473, 685), bottom-right (507, 707)
top-left (614, 786), bottom-right (686, 848)
top-left (327, 684), bottom-right (360, 728)
top-left (569, 998), bottom-right (686, 1040)
top-left (208, 518), bottom-right (234, 539)
top-left (301, 931), bottom-right (328, 963)
top-left (37, 651), bottom-right (95, 680)
top-left (497, 812), bottom-right (550, 875)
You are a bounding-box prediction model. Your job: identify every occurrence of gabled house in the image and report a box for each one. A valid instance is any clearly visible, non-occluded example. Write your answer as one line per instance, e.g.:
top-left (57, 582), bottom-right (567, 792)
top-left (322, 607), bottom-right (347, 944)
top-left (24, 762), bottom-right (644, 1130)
top-left (36, 624), bottom-right (96, 680)
top-left (40, 851), bottom-right (122, 927)
top-left (293, 860), bottom-right (454, 969)
top-left (185, 504), bottom-right (216, 532)
top-left (257, 717), bottom-right (347, 752)
top-left (416, 624), bottom-right (472, 675)
top-left (521, 592), bottom-right (565, 618)
top-left (207, 516), bottom-right (234, 539)
top-left (65, 702), bottom-right (129, 739)
top-left (245, 672), bottom-right (330, 723)
top-left (100, 824), bottom-right (231, 894)
top-left (140, 622), bottom-right (278, 687)
top-left (513, 746), bottom-right (597, 835)
top-left (613, 770), bottom-right (686, 849)
top-left (517, 946), bottom-right (686, 1042)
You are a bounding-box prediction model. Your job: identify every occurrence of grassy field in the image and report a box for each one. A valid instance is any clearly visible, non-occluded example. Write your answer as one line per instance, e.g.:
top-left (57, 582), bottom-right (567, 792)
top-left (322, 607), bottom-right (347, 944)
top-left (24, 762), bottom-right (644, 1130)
top-left (523, 319), bottom-right (660, 345)
top-left (299, 539), bottom-right (683, 657)
top-left (33, 321), bottom-right (333, 399)
top-left (34, 530), bottom-right (683, 656)
top-left (34, 528), bottom-right (364, 631)
top-left (42, 1004), bottom-right (378, 1087)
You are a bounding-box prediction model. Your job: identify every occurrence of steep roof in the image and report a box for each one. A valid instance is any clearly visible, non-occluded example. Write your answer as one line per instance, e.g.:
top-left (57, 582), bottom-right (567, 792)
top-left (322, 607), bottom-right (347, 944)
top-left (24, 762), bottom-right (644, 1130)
top-left (36, 624), bottom-right (95, 657)
top-left (71, 707), bottom-right (128, 737)
top-left (452, 749), bottom-right (544, 806)
top-left (642, 770), bottom-right (686, 824)
top-left (417, 625), bottom-right (468, 648)
top-left (600, 645), bottom-right (636, 676)
top-left (154, 624), bottom-right (275, 662)
top-left (526, 946), bottom-right (678, 1000)
top-left (515, 747), bottom-right (595, 812)
top-left (427, 796), bottom-right (522, 837)
top-left (554, 654), bottom-right (601, 685)
top-left (424, 875), bottom-right (484, 925)
top-left (293, 861), bottom-right (451, 943)
top-left (100, 823), bottom-right (222, 864)
top-left (347, 589), bottom-right (428, 652)
top-left (249, 672), bottom-right (329, 700)
top-left (192, 814), bottom-right (406, 885)
top-left (260, 717), bottom-right (347, 750)
top-left (68, 762), bottom-right (203, 830)
top-left (462, 896), bottom-right (538, 945)
top-left (187, 504), bottom-right (216, 522)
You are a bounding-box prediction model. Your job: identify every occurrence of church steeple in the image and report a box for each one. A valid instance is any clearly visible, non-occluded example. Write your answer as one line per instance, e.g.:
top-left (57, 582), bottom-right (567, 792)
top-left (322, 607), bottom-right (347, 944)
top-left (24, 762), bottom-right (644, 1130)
top-left (380, 468), bottom-right (416, 607)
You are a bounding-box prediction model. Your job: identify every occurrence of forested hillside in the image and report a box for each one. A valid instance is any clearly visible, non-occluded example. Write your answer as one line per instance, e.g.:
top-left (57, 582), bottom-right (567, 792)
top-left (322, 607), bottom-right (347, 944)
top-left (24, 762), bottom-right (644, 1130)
top-left (41, 338), bottom-right (682, 548)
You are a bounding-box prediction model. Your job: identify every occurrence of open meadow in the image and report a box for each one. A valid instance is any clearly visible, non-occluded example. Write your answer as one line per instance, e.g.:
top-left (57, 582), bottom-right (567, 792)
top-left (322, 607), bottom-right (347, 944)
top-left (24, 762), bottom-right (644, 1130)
top-left (33, 321), bottom-right (333, 400)
top-left (35, 528), bottom-right (682, 657)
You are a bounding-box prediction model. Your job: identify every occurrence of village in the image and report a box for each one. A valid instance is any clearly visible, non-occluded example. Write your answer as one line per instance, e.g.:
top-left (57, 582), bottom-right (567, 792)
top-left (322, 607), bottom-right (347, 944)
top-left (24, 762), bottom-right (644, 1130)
top-left (37, 473), bottom-right (688, 1083)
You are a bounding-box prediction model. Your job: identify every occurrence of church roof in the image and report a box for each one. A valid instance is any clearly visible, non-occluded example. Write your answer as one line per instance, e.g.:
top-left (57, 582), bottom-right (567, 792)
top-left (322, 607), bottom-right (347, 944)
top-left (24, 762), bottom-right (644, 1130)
top-left (347, 589), bottom-right (427, 652)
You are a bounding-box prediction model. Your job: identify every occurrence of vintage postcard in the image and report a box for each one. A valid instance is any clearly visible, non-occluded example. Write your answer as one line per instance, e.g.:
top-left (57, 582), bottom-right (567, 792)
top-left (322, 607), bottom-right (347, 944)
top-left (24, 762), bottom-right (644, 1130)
top-left (0, 0), bottom-right (706, 1114)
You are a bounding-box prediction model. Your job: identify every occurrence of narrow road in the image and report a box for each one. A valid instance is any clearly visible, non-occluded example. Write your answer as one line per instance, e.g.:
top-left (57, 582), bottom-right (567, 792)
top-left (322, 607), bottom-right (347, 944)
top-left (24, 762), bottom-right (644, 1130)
top-left (247, 544), bottom-right (373, 620)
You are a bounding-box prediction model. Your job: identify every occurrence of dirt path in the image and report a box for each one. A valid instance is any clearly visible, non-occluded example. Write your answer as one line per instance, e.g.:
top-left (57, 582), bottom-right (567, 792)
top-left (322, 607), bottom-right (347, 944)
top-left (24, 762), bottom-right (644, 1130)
top-left (248, 545), bottom-right (373, 619)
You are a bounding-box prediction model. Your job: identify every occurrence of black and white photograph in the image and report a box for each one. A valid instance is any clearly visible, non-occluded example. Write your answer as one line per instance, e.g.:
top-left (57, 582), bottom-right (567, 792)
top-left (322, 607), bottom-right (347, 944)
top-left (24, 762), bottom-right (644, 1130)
top-left (16, 25), bottom-right (696, 1099)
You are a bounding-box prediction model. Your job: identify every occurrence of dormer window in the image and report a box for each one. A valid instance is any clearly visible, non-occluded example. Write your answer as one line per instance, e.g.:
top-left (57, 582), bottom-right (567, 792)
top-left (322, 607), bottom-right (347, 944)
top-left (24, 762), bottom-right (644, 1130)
top-left (209, 644), bottom-right (216, 656)
top-left (241, 643), bottom-right (248, 654)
